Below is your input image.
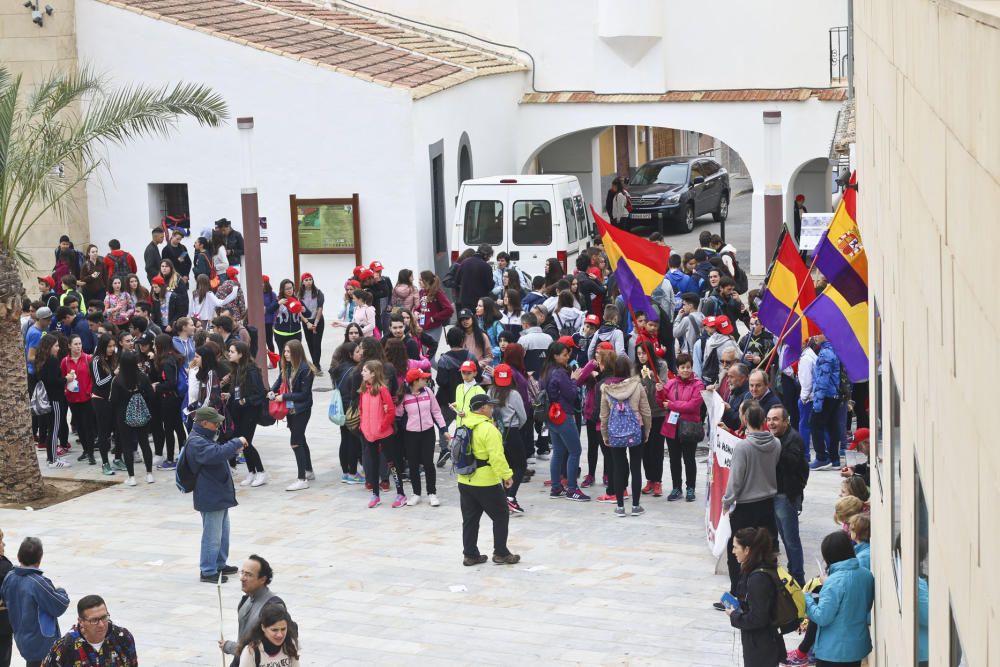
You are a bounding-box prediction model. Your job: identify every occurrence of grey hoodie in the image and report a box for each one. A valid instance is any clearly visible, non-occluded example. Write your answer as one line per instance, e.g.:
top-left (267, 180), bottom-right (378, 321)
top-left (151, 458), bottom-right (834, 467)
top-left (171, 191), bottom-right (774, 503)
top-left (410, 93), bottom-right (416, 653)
top-left (599, 375), bottom-right (652, 444)
top-left (722, 430), bottom-right (781, 511)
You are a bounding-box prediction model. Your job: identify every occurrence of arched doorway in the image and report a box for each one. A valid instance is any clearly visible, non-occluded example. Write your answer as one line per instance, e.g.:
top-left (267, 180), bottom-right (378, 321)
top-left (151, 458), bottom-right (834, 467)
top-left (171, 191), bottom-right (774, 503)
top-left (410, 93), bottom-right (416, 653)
top-left (457, 132), bottom-right (473, 186)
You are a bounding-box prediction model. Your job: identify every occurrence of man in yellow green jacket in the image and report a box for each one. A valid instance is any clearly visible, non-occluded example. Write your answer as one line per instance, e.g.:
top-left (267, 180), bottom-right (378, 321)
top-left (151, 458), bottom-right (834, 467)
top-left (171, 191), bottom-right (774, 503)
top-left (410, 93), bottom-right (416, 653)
top-left (459, 394), bottom-right (521, 566)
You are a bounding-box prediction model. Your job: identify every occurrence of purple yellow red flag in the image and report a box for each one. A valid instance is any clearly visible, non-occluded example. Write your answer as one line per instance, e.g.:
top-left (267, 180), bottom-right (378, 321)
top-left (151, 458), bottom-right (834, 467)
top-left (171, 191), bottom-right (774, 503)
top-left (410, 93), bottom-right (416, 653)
top-left (757, 231), bottom-right (819, 368)
top-left (591, 207), bottom-right (671, 317)
top-left (802, 284), bottom-right (869, 382)
top-left (812, 171), bottom-right (868, 305)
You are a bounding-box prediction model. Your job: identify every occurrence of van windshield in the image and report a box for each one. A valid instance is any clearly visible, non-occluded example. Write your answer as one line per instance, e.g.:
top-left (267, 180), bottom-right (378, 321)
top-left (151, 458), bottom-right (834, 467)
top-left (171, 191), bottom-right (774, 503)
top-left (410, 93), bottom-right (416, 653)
top-left (629, 163), bottom-right (688, 186)
top-left (463, 201), bottom-right (503, 246)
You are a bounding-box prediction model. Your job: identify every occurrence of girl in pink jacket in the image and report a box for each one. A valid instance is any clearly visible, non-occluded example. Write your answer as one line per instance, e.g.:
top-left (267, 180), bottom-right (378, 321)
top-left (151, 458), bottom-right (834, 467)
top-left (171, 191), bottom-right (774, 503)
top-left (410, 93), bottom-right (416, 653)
top-left (359, 360), bottom-right (405, 508)
top-left (395, 368), bottom-right (449, 507)
top-left (655, 352), bottom-right (706, 502)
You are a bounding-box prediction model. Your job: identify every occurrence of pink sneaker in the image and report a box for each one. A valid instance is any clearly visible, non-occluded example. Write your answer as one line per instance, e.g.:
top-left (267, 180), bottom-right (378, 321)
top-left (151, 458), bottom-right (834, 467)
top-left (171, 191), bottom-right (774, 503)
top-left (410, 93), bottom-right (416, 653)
top-left (391, 494), bottom-right (407, 508)
top-left (367, 495), bottom-right (381, 509)
top-left (56, 446), bottom-right (69, 458)
top-left (782, 649), bottom-right (810, 666)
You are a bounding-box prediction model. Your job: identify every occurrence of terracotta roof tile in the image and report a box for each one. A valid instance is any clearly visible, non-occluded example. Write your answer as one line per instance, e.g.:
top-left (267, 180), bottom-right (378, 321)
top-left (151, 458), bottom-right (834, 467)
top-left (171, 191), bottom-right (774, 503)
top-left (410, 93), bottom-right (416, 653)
top-left (520, 88), bottom-right (848, 105)
top-left (96, 0), bottom-right (526, 97)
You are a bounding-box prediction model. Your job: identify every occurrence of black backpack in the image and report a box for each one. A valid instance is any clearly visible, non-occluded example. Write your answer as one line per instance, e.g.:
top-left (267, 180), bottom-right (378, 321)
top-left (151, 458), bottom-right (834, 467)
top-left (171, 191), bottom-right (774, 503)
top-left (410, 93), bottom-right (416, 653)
top-left (554, 311), bottom-right (576, 337)
top-left (109, 253), bottom-right (131, 283)
top-left (754, 568), bottom-right (802, 634)
top-left (725, 251), bottom-right (749, 294)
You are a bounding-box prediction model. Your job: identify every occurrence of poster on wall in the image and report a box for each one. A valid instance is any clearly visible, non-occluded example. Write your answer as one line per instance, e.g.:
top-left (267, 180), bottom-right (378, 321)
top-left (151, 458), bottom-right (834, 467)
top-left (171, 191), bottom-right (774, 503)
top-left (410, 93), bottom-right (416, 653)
top-left (799, 212), bottom-right (834, 252)
top-left (259, 216), bottom-right (268, 244)
top-left (288, 194), bottom-right (361, 280)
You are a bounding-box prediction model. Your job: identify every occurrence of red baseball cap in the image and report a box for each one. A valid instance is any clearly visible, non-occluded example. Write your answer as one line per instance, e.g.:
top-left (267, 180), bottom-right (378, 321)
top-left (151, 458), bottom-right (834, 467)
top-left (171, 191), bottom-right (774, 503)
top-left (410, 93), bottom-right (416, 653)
top-left (345, 279), bottom-right (361, 290)
top-left (225, 267), bottom-right (239, 280)
top-left (262, 274), bottom-right (270, 283)
top-left (151, 275), bottom-right (165, 286)
top-left (405, 368), bottom-right (432, 383)
top-left (557, 335), bottom-right (577, 348)
top-left (493, 363), bottom-right (513, 387)
top-left (300, 272), bottom-right (313, 282)
top-left (459, 360), bottom-right (478, 373)
top-left (358, 269), bottom-right (374, 282)
top-left (597, 341), bottom-right (614, 351)
top-left (848, 427), bottom-right (870, 450)
top-left (286, 298), bottom-right (304, 315)
top-left (38, 275), bottom-right (55, 288)
top-left (584, 314), bottom-right (601, 327)
top-left (703, 315), bottom-right (734, 336)
top-left (369, 261), bottom-right (384, 273)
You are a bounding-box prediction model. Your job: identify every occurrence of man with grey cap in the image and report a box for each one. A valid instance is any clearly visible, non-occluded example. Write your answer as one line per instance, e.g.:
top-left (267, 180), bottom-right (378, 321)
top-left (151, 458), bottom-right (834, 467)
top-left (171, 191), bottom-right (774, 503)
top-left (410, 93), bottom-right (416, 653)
top-left (186, 405), bottom-right (247, 583)
top-left (457, 393), bottom-right (520, 567)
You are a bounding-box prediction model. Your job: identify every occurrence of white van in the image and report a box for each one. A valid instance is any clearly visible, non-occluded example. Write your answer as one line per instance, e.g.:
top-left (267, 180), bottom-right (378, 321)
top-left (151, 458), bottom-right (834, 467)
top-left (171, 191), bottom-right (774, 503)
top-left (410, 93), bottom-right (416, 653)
top-left (451, 175), bottom-right (593, 279)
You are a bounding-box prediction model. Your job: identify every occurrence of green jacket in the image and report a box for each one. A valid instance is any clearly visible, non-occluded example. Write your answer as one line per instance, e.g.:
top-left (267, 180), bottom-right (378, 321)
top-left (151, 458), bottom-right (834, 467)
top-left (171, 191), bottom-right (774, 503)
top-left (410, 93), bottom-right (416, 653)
top-left (453, 382), bottom-right (485, 427)
top-left (457, 412), bottom-right (512, 487)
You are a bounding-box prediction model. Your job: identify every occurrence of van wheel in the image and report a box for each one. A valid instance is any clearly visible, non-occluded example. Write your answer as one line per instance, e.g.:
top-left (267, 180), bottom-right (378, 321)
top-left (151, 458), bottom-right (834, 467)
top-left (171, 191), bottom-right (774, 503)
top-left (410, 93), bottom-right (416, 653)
top-left (676, 204), bottom-right (695, 233)
top-left (713, 193), bottom-right (729, 222)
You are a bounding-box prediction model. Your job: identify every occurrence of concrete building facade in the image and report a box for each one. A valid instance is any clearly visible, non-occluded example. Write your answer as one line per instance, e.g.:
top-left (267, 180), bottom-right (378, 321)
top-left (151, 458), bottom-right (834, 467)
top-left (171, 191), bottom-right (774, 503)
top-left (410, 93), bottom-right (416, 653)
top-left (855, 0), bottom-right (999, 664)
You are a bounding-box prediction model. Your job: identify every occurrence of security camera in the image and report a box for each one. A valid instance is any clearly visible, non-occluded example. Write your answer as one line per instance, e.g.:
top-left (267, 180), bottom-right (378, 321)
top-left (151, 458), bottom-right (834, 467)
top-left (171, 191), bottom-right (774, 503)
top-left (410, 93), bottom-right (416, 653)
top-left (22, 0), bottom-right (34, 8)
top-left (32, 9), bottom-right (43, 24)
top-left (44, 4), bottom-right (53, 14)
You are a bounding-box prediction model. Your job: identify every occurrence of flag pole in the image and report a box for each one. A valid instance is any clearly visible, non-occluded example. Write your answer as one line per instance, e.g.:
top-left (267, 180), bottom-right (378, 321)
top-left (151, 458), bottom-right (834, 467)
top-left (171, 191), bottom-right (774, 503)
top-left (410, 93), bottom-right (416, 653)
top-left (759, 247), bottom-right (822, 373)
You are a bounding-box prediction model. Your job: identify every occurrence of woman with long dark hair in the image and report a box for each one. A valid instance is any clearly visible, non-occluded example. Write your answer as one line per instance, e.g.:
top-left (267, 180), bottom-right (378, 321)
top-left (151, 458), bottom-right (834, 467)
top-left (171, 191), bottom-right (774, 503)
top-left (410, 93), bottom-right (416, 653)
top-left (271, 279), bottom-right (304, 356)
top-left (501, 343), bottom-right (535, 464)
top-left (456, 308), bottom-right (492, 366)
top-left (237, 602), bottom-right (300, 667)
top-left (109, 351), bottom-right (156, 486)
top-left (502, 268), bottom-right (523, 297)
top-left (187, 344), bottom-right (224, 425)
top-left (725, 527), bottom-right (785, 667)
top-left (342, 322), bottom-right (363, 345)
top-left (35, 336), bottom-right (69, 468)
top-left (476, 297), bottom-right (504, 364)
top-left (269, 339), bottom-right (315, 491)
top-left (577, 344), bottom-right (617, 497)
top-left (500, 289), bottom-right (524, 334)
top-left (79, 244), bottom-right (107, 302)
top-left (262, 274), bottom-right (278, 353)
top-left (543, 257), bottom-right (565, 295)
top-left (152, 333), bottom-right (187, 469)
top-left (61, 334), bottom-right (96, 465)
top-left (541, 341), bottom-right (588, 501)
top-left (297, 272), bottom-right (326, 373)
top-left (634, 340), bottom-right (669, 498)
top-left (227, 341), bottom-right (268, 487)
top-left (126, 273), bottom-right (150, 305)
top-left (104, 276), bottom-right (134, 327)
top-left (391, 268), bottom-right (419, 312)
top-left (330, 341), bottom-right (364, 484)
top-left (91, 333), bottom-right (118, 474)
top-left (416, 270), bottom-right (453, 345)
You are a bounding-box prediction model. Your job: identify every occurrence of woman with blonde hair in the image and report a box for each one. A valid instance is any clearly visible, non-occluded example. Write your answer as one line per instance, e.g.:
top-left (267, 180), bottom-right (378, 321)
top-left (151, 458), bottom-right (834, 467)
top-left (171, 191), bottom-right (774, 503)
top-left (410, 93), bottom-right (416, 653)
top-left (269, 339), bottom-right (315, 491)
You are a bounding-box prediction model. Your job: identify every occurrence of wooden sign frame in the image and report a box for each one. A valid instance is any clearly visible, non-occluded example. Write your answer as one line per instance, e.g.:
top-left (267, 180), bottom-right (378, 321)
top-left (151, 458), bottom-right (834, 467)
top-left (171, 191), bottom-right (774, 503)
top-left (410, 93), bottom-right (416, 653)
top-left (289, 193), bottom-right (362, 279)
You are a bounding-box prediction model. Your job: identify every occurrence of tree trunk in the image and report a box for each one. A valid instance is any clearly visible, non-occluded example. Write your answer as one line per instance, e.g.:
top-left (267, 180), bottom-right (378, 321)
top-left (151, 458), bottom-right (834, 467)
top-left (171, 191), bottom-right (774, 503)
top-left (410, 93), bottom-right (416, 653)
top-left (0, 249), bottom-right (44, 501)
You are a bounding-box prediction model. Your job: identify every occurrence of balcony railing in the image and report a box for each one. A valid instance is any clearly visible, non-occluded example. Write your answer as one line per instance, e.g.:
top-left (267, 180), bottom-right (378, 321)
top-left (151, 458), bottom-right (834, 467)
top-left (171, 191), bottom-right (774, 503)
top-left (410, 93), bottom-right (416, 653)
top-left (830, 26), bottom-right (849, 86)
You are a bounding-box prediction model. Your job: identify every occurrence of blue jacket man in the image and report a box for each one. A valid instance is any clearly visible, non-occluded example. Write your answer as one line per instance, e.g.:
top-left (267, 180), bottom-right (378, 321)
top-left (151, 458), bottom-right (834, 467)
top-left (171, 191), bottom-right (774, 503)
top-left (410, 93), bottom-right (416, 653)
top-left (805, 556), bottom-right (874, 663)
top-left (54, 308), bottom-right (96, 354)
top-left (186, 406), bottom-right (245, 582)
top-left (0, 537), bottom-right (70, 662)
top-left (811, 338), bottom-right (841, 411)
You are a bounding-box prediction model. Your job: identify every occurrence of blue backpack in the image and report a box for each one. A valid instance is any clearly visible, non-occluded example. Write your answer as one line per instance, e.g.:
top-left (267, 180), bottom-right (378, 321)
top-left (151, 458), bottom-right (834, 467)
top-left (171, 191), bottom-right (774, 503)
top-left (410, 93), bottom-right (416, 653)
top-left (606, 397), bottom-right (642, 447)
top-left (450, 423), bottom-right (489, 475)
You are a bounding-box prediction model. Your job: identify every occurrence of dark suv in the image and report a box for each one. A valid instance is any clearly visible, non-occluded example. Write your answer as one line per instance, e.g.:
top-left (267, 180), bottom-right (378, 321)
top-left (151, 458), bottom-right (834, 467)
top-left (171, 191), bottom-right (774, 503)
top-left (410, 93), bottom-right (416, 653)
top-left (623, 156), bottom-right (729, 234)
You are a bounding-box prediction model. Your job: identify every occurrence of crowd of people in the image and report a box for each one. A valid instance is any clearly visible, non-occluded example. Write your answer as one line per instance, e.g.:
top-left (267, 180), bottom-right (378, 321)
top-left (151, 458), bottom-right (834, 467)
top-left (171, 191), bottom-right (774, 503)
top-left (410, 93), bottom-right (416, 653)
top-left (2, 219), bottom-right (879, 665)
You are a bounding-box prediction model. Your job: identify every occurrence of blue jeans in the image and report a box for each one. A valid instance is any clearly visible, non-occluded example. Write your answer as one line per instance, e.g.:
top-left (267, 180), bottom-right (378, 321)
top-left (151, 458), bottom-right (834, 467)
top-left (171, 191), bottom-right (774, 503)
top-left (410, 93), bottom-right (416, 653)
top-left (836, 398), bottom-right (850, 454)
top-left (797, 400), bottom-right (813, 460)
top-left (548, 417), bottom-right (582, 491)
top-left (200, 509), bottom-right (230, 577)
top-left (773, 493), bottom-right (805, 585)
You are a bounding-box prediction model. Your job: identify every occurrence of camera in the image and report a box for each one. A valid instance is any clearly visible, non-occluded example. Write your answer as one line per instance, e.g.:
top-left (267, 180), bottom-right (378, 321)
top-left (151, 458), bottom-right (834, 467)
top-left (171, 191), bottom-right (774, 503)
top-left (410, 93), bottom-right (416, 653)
top-left (32, 9), bottom-right (43, 25)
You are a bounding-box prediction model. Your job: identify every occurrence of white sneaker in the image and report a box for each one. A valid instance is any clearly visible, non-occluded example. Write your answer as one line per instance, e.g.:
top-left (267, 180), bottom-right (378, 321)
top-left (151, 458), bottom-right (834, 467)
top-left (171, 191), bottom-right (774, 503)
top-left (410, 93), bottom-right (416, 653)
top-left (125, 477), bottom-right (137, 487)
top-left (145, 473), bottom-right (155, 484)
top-left (536, 453), bottom-right (550, 461)
top-left (285, 479), bottom-right (309, 491)
top-left (47, 458), bottom-right (70, 469)
top-left (251, 472), bottom-right (268, 487)
top-left (305, 471), bottom-right (316, 481)
top-left (428, 494), bottom-right (440, 507)
top-left (527, 457), bottom-right (537, 464)
top-left (240, 474), bottom-right (255, 486)
top-left (152, 455), bottom-right (164, 466)
top-left (407, 495), bottom-right (421, 506)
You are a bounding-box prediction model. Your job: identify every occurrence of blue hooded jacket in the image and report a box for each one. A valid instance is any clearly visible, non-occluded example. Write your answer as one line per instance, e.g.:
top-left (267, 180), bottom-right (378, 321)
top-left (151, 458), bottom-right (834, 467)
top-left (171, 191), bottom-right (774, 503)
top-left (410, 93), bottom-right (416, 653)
top-left (0, 566), bottom-right (70, 660)
top-left (186, 424), bottom-right (243, 512)
top-left (805, 557), bottom-right (874, 662)
top-left (811, 341), bottom-right (841, 409)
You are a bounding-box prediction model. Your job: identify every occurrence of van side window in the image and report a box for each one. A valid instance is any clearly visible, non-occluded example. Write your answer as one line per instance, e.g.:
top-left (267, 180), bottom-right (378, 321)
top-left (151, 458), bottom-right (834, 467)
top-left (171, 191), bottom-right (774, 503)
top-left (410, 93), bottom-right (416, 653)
top-left (512, 200), bottom-right (552, 246)
top-left (463, 200), bottom-right (503, 245)
top-left (573, 195), bottom-right (589, 240)
top-left (562, 198), bottom-right (578, 243)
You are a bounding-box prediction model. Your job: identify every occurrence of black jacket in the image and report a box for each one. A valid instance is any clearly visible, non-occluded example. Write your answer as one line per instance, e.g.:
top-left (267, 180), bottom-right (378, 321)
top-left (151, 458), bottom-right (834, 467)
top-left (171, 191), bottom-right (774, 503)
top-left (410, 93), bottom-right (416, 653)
top-left (271, 362), bottom-right (314, 413)
top-left (456, 253), bottom-right (493, 310)
top-left (723, 381), bottom-right (751, 430)
top-left (776, 427), bottom-right (808, 499)
top-left (728, 569), bottom-right (786, 667)
top-left (573, 270), bottom-right (606, 314)
top-left (144, 242), bottom-right (161, 282)
top-left (161, 243), bottom-right (192, 278)
top-left (0, 554), bottom-right (12, 634)
top-left (109, 374), bottom-right (155, 431)
top-left (224, 230), bottom-right (244, 265)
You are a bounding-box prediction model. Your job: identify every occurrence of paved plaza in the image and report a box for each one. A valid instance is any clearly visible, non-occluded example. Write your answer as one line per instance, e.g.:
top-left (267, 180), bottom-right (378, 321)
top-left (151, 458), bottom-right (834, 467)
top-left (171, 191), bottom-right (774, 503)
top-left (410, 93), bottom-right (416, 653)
top-left (1, 373), bottom-right (843, 667)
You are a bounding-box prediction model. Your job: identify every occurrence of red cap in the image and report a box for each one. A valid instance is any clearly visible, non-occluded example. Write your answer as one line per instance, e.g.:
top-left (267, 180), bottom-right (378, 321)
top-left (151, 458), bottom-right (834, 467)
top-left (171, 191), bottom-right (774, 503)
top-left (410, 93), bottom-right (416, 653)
top-left (38, 275), bottom-right (55, 288)
top-left (493, 363), bottom-right (513, 387)
top-left (286, 298), bottom-right (303, 315)
top-left (151, 275), bottom-right (165, 286)
top-left (459, 360), bottom-right (478, 373)
top-left (584, 314), bottom-right (601, 327)
top-left (405, 368), bottom-right (432, 383)
top-left (703, 315), bottom-right (734, 335)
top-left (358, 269), bottom-right (374, 282)
top-left (300, 272), bottom-right (313, 282)
top-left (795, 194), bottom-right (806, 203)
top-left (369, 261), bottom-right (384, 273)
top-left (597, 341), bottom-right (614, 351)
top-left (225, 267), bottom-right (239, 280)
top-left (262, 274), bottom-right (270, 284)
top-left (352, 266), bottom-right (363, 278)
top-left (848, 427), bottom-right (870, 451)
top-left (346, 279), bottom-right (361, 290)
top-left (557, 335), bottom-right (577, 348)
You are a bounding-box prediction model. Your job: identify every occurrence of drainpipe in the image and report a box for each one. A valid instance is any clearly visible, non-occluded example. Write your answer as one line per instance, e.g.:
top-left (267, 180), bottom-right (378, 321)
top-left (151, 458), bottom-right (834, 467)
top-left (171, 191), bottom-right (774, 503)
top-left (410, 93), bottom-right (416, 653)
top-left (847, 0), bottom-right (854, 101)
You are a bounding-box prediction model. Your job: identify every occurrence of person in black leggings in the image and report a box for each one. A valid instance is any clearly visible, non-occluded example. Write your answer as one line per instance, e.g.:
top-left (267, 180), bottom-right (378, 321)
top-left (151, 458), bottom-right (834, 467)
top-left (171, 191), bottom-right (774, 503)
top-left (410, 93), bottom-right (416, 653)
top-left (488, 365), bottom-right (527, 513)
top-left (109, 352), bottom-right (155, 486)
top-left (90, 334), bottom-right (118, 475)
top-left (152, 334), bottom-right (187, 469)
top-left (599, 357), bottom-right (652, 517)
top-left (34, 336), bottom-right (68, 468)
top-left (226, 341), bottom-right (268, 487)
top-left (270, 339), bottom-right (314, 491)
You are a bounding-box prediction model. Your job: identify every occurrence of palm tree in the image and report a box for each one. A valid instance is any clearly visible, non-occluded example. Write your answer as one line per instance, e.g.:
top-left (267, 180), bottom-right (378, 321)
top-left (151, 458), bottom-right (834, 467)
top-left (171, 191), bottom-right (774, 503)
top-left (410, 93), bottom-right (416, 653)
top-left (0, 65), bottom-right (227, 501)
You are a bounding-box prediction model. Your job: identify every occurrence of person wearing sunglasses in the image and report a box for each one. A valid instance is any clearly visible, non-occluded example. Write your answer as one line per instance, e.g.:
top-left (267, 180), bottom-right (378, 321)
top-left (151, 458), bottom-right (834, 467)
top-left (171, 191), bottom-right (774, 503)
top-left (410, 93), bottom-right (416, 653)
top-left (42, 594), bottom-right (137, 666)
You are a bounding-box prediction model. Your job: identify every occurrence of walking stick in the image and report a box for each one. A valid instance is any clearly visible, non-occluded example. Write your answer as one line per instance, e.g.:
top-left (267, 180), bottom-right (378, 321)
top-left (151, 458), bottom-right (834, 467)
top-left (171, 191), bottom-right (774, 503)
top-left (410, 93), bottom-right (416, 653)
top-left (217, 572), bottom-right (226, 667)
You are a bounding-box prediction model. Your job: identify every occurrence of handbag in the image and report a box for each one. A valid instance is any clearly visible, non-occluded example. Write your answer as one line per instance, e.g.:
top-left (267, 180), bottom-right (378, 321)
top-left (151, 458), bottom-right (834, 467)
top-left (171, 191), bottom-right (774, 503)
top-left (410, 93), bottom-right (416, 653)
top-left (328, 375), bottom-right (346, 426)
top-left (674, 384), bottom-right (704, 444)
top-left (268, 381), bottom-right (289, 421)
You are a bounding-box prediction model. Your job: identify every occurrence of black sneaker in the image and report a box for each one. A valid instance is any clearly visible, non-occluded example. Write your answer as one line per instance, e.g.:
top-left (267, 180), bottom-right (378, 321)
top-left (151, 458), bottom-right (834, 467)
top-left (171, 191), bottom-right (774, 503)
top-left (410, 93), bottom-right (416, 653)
top-left (87, 454), bottom-right (96, 465)
top-left (220, 565), bottom-right (238, 575)
top-left (712, 601), bottom-right (726, 611)
top-left (436, 449), bottom-right (451, 468)
top-left (200, 573), bottom-right (228, 583)
top-left (493, 553), bottom-right (521, 565)
top-left (463, 555), bottom-right (488, 566)
top-left (77, 452), bottom-right (89, 462)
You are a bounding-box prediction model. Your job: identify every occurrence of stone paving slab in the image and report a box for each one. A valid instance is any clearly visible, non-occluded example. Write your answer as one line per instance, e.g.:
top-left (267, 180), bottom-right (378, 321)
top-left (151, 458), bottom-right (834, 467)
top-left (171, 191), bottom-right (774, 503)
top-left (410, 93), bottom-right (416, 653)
top-left (2, 396), bottom-right (843, 666)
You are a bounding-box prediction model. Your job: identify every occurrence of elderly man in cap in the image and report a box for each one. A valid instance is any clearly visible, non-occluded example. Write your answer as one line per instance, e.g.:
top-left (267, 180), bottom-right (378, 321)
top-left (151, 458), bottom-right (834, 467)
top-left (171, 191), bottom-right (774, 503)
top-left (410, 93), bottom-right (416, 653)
top-left (186, 406), bottom-right (247, 583)
top-left (457, 394), bottom-right (520, 566)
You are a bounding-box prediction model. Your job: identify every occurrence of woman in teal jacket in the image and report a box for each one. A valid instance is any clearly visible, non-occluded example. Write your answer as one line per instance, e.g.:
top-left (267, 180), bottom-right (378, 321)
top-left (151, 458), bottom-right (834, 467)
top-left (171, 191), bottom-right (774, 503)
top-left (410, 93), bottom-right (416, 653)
top-left (805, 531), bottom-right (875, 666)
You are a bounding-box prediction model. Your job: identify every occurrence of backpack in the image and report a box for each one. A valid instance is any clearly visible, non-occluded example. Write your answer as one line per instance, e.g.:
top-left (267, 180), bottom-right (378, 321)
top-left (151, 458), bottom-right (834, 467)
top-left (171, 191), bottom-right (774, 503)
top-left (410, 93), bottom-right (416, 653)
top-left (531, 386), bottom-right (550, 423)
top-left (623, 189), bottom-right (633, 213)
top-left (174, 440), bottom-right (197, 493)
top-left (125, 390), bottom-right (152, 428)
top-left (109, 252), bottom-right (131, 283)
top-left (30, 382), bottom-right (52, 416)
top-left (755, 567), bottom-right (805, 634)
top-left (724, 251), bottom-right (749, 294)
top-left (450, 423), bottom-right (488, 474)
top-left (554, 311), bottom-right (576, 337)
top-left (246, 325), bottom-right (259, 359)
top-left (606, 396), bottom-right (642, 447)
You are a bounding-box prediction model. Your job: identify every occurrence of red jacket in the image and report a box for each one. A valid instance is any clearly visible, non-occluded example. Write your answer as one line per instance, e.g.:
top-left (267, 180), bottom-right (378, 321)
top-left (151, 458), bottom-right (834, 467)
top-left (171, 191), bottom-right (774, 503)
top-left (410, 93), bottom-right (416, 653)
top-left (635, 331), bottom-right (666, 358)
top-left (103, 250), bottom-right (137, 280)
top-left (359, 384), bottom-right (395, 442)
top-left (417, 289), bottom-right (453, 332)
top-left (60, 353), bottom-right (93, 403)
top-left (657, 375), bottom-right (705, 439)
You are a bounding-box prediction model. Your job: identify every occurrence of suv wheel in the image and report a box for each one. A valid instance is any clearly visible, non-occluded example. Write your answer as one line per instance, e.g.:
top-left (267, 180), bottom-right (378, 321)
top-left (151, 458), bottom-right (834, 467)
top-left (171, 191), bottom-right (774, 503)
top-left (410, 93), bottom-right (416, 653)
top-left (713, 193), bottom-right (729, 222)
top-left (677, 204), bottom-right (695, 233)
